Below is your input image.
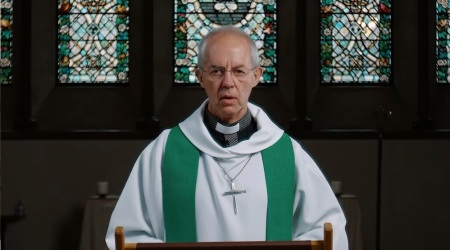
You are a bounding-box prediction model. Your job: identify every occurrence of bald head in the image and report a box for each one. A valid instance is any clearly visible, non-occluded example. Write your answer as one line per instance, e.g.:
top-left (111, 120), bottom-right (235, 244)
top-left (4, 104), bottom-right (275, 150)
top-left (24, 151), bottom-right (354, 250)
top-left (197, 25), bottom-right (260, 69)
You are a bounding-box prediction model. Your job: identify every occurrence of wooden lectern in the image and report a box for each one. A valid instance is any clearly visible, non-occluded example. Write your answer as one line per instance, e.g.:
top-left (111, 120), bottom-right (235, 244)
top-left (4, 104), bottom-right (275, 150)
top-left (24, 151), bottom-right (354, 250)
top-left (115, 223), bottom-right (333, 250)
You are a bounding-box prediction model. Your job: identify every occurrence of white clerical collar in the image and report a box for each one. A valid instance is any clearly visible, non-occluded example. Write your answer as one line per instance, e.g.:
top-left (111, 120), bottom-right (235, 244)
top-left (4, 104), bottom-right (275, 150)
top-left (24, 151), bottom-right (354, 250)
top-left (215, 122), bottom-right (240, 134)
top-left (179, 100), bottom-right (284, 158)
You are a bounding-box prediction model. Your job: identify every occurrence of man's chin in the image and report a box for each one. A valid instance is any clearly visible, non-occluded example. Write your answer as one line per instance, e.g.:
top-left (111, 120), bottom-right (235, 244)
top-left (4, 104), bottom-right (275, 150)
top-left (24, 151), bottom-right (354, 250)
top-left (217, 107), bottom-right (246, 123)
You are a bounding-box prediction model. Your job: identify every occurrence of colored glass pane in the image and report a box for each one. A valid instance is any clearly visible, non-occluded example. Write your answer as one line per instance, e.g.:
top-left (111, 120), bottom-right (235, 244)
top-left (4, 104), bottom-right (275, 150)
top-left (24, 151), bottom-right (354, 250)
top-left (436, 0), bottom-right (450, 83)
top-left (57, 0), bottom-right (129, 84)
top-left (174, 0), bottom-right (277, 84)
top-left (0, 0), bottom-right (13, 84)
top-left (320, 0), bottom-right (391, 84)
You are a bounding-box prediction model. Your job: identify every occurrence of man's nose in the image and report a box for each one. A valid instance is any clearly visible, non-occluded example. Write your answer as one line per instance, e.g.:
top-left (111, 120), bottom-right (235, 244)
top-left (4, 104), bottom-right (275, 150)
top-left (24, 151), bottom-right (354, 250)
top-left (221, 71), bottom-right (234, 88)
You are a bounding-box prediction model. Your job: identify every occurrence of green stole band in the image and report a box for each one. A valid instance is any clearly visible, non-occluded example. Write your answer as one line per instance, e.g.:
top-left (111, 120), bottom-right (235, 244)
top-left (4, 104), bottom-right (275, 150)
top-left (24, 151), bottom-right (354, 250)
top-left (162, 125), bottom-right (295, 242)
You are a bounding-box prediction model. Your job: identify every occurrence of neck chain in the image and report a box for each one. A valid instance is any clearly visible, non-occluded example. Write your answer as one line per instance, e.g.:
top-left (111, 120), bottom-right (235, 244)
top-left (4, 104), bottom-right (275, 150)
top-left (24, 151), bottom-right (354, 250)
top-left (216, 154), bottom-right (253, 215)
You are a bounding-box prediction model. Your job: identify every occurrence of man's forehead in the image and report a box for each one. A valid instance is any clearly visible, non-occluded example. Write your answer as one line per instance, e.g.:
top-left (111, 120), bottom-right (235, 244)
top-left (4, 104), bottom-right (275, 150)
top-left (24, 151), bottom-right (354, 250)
top-left (208, 64), bottom-right (247, 69)
top-left (204, 43), bottom-right (252, 63)
top-left (204, 59), bottom-right (251, 68)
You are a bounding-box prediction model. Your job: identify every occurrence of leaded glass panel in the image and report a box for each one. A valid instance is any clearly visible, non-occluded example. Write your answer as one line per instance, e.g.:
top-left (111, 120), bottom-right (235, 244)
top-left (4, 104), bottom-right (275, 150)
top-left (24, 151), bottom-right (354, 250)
top-left (320, 0), bottom-right (391, 84)
top-left (436, 0), bottom-right (450, 83)
top-left (174, 0), bottom-right (277, 84)
top-left (0, 0), bottom-right (13, 84)
top-left (57, 0), bottom-right (129, 84)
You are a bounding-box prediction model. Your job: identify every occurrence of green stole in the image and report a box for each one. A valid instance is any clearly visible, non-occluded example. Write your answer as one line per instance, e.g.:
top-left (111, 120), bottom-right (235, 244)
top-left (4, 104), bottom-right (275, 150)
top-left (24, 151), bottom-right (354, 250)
top-left (162, 125), bottom-right (295, 242)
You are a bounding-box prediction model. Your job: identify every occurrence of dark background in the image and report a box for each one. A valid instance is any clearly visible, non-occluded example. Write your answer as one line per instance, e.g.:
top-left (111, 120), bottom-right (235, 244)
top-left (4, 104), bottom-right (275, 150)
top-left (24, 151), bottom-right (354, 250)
top-left (2, 1), bottom-right (449, 250)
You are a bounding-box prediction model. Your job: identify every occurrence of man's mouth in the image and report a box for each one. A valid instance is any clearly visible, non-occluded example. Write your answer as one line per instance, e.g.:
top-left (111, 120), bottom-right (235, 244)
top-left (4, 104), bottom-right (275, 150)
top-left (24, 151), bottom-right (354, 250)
top-left (220, 95), bottom-right (235, 100)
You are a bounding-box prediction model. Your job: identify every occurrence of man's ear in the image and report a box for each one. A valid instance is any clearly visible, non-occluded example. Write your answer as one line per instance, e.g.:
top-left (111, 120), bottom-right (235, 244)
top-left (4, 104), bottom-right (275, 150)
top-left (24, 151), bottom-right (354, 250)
top-left (195, 68), bottom-right (205, 87)
top-left (251, 66), bottom-right (263, 87)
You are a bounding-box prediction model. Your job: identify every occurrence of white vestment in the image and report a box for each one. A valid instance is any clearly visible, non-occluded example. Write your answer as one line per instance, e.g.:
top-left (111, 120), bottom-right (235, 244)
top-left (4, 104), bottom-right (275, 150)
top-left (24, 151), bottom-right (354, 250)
top-left (105, 100), bottom-right (349, 250)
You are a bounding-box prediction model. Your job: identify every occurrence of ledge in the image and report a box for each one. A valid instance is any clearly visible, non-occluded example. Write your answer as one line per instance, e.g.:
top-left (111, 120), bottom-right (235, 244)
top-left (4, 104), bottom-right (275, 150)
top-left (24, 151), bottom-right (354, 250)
top-left (1, 130), bottom-right (160, 140)
top-left (2, 129), bottom-right (450, 140)
top-left (288, 129), bottom-right (450, 140)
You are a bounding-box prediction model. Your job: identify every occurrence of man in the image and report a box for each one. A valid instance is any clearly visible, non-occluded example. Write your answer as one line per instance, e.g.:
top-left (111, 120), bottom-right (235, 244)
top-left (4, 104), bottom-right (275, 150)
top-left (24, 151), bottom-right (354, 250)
top-left (105, 25), bottom-right (348, 250)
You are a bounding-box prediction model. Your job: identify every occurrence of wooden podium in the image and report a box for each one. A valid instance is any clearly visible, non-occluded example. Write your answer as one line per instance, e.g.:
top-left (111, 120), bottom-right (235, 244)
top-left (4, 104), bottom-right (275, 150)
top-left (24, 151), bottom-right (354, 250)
top-left (115, 223), bottom-right (333, 250)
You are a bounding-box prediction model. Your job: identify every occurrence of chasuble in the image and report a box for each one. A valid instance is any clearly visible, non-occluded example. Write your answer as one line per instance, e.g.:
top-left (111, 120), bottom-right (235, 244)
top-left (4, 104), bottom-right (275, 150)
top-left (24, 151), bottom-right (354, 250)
top-left (105, 100), bottom-right (349, 250)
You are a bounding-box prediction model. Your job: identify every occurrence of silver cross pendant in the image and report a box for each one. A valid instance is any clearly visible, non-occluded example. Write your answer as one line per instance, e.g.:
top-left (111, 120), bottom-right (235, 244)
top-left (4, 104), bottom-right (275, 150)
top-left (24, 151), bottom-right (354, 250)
top-left (222, 181), bottom-right (246, 215)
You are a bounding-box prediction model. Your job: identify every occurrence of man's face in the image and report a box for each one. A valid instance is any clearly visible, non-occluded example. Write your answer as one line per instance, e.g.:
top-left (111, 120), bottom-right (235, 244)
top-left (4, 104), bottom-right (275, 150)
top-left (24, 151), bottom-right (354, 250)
top-left (196, 33), bottom-right (262, 124)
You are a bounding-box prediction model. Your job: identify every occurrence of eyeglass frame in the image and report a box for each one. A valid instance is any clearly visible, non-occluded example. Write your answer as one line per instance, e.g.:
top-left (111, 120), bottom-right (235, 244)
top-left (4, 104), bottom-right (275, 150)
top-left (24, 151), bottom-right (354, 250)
top-left (197, 65), bottom-right (259, 80)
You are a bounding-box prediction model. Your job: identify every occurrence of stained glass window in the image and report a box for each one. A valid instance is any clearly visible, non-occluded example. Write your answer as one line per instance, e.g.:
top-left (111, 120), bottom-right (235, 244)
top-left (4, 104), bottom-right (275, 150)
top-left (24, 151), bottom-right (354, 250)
top-left (437, 0), bottom-right (450, 83)
top-left (320, 0), bottom-right (391, 84)
top-left (57, 0), bottom-right (129, 84)
top-left (174, 0), bottom-right (277, 84)
top-left (0, 0), bottom-right (13, 84)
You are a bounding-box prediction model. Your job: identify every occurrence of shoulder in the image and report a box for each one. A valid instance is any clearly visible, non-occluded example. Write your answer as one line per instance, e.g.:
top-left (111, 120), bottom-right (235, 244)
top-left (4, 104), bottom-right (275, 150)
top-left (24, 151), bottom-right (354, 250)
top-left (288, 136), bottom-right (329, 180)
top-left (138, 128), bottom-right (173, 158)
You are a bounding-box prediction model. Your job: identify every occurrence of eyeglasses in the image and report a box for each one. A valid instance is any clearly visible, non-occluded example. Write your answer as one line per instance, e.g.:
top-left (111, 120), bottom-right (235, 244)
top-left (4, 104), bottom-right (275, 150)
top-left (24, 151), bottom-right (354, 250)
top-left (199, 66), bottom-right (258, 80)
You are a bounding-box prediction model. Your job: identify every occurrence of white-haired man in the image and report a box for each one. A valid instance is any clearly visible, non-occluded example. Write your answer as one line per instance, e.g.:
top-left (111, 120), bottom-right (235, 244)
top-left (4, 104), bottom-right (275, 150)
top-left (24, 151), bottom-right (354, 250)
top-left (106, 25), bottom-right (348, 250)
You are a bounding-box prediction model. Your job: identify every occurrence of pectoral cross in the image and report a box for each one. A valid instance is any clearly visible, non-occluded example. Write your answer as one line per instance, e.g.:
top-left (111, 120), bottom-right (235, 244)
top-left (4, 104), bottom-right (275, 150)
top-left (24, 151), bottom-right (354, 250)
top-left (222, 181), bottom-right (246, 215)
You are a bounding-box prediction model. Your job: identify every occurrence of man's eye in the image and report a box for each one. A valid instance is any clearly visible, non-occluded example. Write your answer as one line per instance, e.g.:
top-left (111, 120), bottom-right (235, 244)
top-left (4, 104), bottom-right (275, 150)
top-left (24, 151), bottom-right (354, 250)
top-left (234, 70), bottom-right (245, 76)
top-left (210, 69), bottom-right (223, 76)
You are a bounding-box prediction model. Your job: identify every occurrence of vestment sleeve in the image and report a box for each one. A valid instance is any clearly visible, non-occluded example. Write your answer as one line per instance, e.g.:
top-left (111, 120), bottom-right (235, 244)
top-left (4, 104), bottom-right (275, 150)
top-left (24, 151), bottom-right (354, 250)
top-left (105, 130), bottom-right (171, 249)
top-left (291, 139), bottom-right (349, 250)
